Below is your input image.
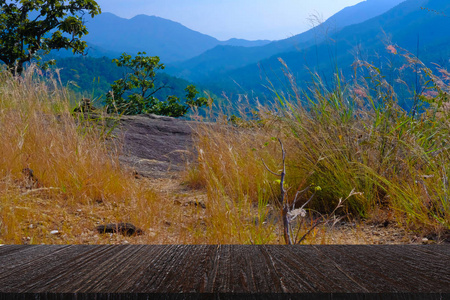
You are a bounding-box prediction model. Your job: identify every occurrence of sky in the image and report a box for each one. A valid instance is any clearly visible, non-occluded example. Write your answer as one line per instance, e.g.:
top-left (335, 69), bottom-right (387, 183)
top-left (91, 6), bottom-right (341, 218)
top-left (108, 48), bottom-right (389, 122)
top-left (93, 0), bottom-right (366, 41)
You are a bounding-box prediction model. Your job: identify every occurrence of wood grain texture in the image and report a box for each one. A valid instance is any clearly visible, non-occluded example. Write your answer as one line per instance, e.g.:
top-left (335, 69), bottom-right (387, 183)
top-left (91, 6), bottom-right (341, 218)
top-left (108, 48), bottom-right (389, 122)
top-left (0, 245), bottom-right (448, 299)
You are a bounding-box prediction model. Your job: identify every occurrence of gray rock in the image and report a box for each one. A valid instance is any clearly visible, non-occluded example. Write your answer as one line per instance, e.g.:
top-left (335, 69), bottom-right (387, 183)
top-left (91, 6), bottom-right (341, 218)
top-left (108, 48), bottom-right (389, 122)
top-left (112, 114), bottom-right (200, 178)
top-left (96, 223), bottom-right (143, 236)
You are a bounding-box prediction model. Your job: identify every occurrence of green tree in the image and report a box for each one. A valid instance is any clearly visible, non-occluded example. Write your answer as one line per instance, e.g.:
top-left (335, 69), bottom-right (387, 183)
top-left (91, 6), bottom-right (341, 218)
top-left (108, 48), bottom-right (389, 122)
top-left (106, 52), bottom-right (208, 117)
top-left (0, 0), bottom-right (101, 74)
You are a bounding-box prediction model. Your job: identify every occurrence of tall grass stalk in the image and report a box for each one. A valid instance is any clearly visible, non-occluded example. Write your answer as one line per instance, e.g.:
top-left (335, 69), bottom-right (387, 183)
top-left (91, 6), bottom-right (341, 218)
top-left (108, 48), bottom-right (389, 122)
top-left (0, 66), bottom-right (166, 244)
top-left (188, 50), bottom-right (449, 238)
top-left (189, 122), bottom-right (280, 243)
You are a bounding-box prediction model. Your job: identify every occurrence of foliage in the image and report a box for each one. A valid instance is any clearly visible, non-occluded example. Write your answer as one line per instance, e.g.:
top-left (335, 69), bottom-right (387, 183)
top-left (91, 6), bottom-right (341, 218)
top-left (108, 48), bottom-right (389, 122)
top-left (51, 56), bottom-right (193, 103)
top-left (0, 0), bottom-right (101, 74)
top-left (105, 52), bottom-right (208, 117)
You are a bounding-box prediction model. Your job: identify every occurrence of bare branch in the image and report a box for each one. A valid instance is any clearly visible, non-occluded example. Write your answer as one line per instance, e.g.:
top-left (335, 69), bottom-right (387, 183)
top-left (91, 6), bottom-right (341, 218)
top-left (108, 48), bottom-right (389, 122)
top-left (147, 84), bottom-right (169, 98)
top-left (293, 218), bottom-right (305, 243)
top-left (279, 138), bottom-right (286, 174)
top-left (299, 191), bottom-right (316, 211)
top-left (291, 186), bottom-right (311, 210)
top-left (296, 220), bottom-right (324, 244)
top-left (261, 158), bottom-right (281, 176)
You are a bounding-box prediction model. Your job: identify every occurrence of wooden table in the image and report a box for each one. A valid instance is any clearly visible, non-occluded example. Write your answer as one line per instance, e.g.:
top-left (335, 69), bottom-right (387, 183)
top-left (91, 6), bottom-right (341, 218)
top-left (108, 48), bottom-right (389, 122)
top-left (0, 245), bottom-right (449, 299)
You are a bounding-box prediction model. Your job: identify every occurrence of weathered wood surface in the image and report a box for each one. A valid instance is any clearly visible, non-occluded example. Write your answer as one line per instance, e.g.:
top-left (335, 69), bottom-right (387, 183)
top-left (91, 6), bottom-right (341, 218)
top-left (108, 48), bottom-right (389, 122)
top-left (0, 245), bottom-right (449, 299)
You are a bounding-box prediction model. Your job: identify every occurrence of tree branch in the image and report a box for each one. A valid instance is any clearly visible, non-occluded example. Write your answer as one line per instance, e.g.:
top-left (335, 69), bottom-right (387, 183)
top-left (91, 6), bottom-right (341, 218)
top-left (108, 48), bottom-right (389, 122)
top-left (295, 220), bottom-right (324, 244)
top-left (261, 158), bottom-right (281, 176)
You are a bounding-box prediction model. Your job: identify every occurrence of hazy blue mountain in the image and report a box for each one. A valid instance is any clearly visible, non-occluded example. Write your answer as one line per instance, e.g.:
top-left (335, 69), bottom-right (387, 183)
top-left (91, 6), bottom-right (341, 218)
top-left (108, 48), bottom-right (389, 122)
top-left (262, 0), bottom-right (407, 53)
top-left (220, 38), bottom-right (271, 47)
top-left (81, 13), bottom-right (219, 63)
top-left (60, 13), bottom-right (270, 63)
top-left (205, 0), bottom-right (450, 108)
top-left (50, 41), bottom-right (122, 59)
top-left (167, 0), bottom-right (407, 82)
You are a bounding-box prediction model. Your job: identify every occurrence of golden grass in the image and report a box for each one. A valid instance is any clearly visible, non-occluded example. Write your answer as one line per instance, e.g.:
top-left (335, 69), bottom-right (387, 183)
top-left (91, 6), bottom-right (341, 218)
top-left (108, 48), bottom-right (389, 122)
top-left (0, 66), bottom-right (292, 245)
top-left (2, 55), bottom-right (448, 245)
top-left (186, 122), bottom-right (281, 243)
top-left (184, 54), bottom-right (450, 240)
top-left (0, 66), bottom-right (189, 244)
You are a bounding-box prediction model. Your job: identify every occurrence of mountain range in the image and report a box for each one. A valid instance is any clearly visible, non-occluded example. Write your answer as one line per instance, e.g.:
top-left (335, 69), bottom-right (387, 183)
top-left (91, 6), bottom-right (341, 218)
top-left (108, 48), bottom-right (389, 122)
top-left (58, 0), bottom-right (405, 66)
top-left (198, 0), bottom-right (450, 101)
top-left (78, 12), bottom-right (271, 63)
top-left (51, 0), bottom-right (450, 106)
top-left (166, 0), bottom-right (407, 82)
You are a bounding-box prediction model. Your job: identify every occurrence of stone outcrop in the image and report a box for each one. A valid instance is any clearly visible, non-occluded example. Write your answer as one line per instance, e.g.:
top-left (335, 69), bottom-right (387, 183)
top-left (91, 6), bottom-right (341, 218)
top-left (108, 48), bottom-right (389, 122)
top-left (112, 114), bottom-right (198, 178)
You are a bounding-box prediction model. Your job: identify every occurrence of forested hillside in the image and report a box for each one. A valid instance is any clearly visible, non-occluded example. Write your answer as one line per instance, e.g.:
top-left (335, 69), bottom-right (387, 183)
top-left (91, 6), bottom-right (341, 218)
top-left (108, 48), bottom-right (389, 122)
top-left (198, 0), bottom-right (450, 109)
top-left (52, 56), bottom-right (196, 104)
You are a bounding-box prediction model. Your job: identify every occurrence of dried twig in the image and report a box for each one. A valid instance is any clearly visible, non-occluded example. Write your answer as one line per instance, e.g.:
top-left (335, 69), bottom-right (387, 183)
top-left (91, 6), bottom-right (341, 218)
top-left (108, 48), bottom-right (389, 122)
top-left (296, 220), bottom-right (325, 245)
top-left (262, 139), bottom-right (360, 245)
top-left (21, 187), bottom-right (60, 196)
top-left (262, 138), bottom-right (291, 244)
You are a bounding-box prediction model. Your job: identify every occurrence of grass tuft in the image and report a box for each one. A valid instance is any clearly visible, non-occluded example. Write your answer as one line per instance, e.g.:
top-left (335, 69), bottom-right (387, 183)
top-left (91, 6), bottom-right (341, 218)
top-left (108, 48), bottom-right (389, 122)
top-left (186, 50), bottom-right (450, 240)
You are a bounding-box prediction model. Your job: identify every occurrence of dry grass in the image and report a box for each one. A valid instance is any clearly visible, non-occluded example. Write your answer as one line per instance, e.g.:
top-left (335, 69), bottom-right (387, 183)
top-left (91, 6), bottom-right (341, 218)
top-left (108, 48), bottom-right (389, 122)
top-left (1, 52), bottom-right (449, 245)
top-left (184, 51), bottom-right (450, 242)
top-left (0, 66), bottom-right (292, 245)
top-left (186, 122), bottom-right (281, 243)
top-left (0, 66), bottom-right (193, 244)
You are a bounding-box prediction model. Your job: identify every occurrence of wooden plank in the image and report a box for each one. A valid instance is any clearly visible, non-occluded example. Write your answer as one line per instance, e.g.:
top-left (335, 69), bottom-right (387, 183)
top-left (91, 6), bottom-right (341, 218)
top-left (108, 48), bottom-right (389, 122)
top-left (412, 244), bottom-right (450, 259)
top-left (314, 245), bottom-right (450, 293)
top-left (0, 245), bottom-right (65, 271)
top-left (261, 245), bottom-right (370, 293)
top-left (27, 245), bottom-right (144, 293)
top-left (0, 245), bottom-right (448, 299)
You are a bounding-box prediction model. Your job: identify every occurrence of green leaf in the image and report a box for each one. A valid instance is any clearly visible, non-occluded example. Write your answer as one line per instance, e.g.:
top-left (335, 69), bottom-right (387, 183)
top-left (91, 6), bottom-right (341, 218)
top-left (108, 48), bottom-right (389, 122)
top-left (0, 0), bottom-right (101, 74)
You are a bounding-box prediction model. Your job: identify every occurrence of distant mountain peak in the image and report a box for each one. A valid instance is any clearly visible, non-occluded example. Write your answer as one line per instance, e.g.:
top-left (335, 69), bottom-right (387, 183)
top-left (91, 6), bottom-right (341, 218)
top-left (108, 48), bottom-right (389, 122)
top-left (80, 12), bottom-right (272, 62)
top-left (167, 0), bottom-right (409, 82)
top-left (220, 38), bottom-right (272, 48)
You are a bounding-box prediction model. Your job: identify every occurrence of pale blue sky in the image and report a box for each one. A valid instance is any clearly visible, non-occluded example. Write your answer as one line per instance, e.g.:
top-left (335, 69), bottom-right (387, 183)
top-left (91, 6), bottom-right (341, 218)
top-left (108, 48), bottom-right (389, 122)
top-left (93, 0), bottom-right (365, 41)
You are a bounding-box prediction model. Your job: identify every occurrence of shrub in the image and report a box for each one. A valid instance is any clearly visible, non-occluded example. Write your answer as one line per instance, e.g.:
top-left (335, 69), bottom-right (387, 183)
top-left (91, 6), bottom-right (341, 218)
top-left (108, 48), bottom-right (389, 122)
top-left (105, 52), bottom-right (208, 117)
